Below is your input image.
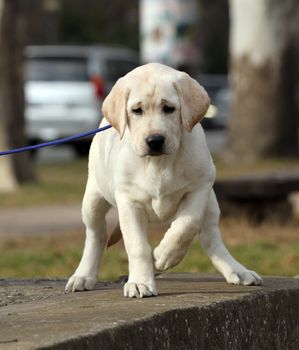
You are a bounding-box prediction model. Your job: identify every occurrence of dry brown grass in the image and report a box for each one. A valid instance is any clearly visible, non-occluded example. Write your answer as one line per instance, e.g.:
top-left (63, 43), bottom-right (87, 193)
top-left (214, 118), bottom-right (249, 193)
top-left (220, 217), bottom-right (299, 246)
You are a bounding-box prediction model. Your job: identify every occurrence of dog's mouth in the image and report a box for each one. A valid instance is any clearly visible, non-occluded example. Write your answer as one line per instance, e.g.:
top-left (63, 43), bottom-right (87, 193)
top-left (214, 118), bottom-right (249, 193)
top-left (146, 150), bottom-right (166, 157)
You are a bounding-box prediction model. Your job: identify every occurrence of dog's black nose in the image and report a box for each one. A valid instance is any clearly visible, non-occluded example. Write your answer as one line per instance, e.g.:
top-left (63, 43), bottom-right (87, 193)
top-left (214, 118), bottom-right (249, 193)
top-left (146, 135), bottom-right (165, 152)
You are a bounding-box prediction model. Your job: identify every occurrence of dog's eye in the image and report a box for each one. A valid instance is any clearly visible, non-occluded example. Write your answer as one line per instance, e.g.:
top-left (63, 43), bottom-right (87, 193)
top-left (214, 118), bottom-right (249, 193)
top-left (163, 105), bottom-right (175, 114)
top-left (132, 107), bottom-right (143, 115)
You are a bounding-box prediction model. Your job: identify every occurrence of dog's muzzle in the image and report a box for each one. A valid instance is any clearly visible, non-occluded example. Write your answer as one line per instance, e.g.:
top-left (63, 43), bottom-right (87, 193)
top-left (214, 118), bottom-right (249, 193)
top-left (145, 134), bottom-right (165, 155)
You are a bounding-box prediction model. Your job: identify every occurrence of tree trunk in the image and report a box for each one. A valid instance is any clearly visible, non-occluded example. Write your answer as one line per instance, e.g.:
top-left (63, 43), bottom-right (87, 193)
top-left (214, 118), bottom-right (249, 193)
top-left (0, 0), bottom-right (18, 192)
top-left (227, 0), bottom-right (299, 161)
top-left (0, 118), bottom-right (18, 192)
top-left (0, 0), bottom-right (35, 183)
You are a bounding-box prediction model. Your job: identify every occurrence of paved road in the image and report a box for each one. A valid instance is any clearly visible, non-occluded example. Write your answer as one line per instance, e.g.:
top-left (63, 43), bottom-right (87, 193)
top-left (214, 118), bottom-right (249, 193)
top-left (0, 205), bottom-right (119, 237)
top-left (205, 129), bottom-right (227, 154)
top-left (0, 204), bottom-right (83, 236)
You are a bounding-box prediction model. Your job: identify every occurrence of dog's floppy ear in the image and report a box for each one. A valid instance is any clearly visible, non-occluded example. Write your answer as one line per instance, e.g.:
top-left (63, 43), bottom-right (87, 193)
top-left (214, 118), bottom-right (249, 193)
top-left (102, 77), bottom-right (129, 138)
top-left (174, 73), bottom-right (210, 132)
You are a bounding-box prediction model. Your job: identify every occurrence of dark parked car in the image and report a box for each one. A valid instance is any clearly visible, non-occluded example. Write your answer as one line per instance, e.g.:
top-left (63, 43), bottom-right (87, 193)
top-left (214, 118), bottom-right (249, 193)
top-left (202, 86), bottom-right (231, 130)
top-left (197, 74), bottom-right (231, 130)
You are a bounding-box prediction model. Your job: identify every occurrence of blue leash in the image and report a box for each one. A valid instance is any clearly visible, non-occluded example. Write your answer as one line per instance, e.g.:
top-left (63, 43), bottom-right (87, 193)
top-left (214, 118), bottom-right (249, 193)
top-left (0, 124), bottom-right (112, 156)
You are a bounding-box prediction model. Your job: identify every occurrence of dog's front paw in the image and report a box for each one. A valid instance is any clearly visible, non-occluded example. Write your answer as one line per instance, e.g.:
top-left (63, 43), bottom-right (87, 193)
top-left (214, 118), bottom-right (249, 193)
top-left (226, 269), bottom-right (263, 286)
top-left (153, 245), bottom-right (184, 271)
top-left (65, 275), bottom-right (97, 293)
top-left (123, 282), bottom-right (158, 298)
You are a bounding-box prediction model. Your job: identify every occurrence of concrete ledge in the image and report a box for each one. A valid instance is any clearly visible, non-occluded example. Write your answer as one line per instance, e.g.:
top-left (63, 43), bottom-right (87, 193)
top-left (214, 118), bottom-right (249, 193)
top-left (1, 274), bottom-right (299, 349)
top-left (214, 169), bottom-right (299, 200)
top-left (214, 169), bottom-right (299, 222)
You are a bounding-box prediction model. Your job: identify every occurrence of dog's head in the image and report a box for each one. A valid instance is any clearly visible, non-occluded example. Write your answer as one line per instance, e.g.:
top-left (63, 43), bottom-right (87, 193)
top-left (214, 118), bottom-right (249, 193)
top-left (102, 63), bottom-right (210, 157)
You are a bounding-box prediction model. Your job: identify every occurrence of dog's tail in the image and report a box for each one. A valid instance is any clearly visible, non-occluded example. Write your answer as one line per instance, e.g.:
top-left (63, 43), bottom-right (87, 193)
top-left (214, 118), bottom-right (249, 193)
top-left (107, 222), bottom-right (123, 247)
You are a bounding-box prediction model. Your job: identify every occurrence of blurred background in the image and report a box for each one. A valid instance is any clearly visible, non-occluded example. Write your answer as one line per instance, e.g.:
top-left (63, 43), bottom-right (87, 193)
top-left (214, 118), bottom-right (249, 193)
top-left (0, 0), bottom-right (299, 280)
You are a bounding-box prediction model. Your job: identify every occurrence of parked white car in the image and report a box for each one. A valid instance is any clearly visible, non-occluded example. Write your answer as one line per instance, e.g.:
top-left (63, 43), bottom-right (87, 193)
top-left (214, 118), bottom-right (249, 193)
top-left (24, 45), bottom-right (139, 155)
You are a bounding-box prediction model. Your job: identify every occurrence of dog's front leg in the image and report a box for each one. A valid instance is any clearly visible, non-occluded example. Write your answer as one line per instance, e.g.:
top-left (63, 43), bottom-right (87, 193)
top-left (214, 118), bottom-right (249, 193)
top-left (116, 192), bottom-right (157, 298)
top-left (153, 187), bottom-right (211, 271)
top-left (65, 176), bottom-right (110, 293)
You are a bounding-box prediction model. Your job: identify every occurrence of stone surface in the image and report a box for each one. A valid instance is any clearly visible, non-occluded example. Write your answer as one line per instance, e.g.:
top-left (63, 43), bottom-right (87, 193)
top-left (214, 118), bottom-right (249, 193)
top-left (0, 273), bottom-right (299, 350)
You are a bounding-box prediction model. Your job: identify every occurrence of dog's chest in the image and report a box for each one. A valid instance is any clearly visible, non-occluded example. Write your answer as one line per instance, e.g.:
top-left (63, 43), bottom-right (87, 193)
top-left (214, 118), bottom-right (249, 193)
top-left (150, 194), bottom-right (180, 221)
top-left (140, 169), bottom-right (187, 221)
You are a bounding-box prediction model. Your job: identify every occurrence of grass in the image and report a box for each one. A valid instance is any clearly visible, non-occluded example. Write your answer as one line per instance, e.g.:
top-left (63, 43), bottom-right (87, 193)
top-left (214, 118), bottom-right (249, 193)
top-left (0, 157), bottom-right (298, 280)
top-left (0, 218), bottom-right (298, 280)
top-left (0, 159), bottom-right (87, 208)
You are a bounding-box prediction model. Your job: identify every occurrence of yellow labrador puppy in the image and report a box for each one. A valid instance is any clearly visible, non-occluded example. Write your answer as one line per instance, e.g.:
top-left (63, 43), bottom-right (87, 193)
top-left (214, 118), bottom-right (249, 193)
top-left (66, 63), bottom-right (262, 298)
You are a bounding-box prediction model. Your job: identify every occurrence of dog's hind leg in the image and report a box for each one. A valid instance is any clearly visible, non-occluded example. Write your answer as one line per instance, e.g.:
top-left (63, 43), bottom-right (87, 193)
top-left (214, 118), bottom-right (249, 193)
top-left (198, 190), bottom-right (263, 286)
top-left (65, 175), bottom-right (110, 292)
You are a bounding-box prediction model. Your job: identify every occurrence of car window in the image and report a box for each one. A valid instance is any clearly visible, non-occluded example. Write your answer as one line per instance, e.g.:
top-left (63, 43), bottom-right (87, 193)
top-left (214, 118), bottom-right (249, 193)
top-left (25, 57), bottom-right (89, 82)
top-left (105, 58), bottom-right (139, 82)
